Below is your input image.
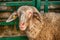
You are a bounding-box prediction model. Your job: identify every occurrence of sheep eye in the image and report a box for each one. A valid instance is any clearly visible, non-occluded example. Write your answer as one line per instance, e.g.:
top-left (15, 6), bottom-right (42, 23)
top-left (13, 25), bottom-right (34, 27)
top-left (12, 15), bottom-right (17, 19)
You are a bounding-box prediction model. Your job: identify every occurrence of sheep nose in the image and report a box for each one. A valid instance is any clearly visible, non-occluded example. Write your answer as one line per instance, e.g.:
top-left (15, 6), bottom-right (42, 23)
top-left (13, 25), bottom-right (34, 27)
top-left (19, 22), bottom-right (26, 31)
top-left (20, 22), bottom-right (25, 28)
top-left (21, 23), bottom-right (24, 26)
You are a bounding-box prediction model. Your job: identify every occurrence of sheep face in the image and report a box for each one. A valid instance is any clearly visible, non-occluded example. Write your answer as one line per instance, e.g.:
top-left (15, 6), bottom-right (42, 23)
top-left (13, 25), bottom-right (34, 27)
top-left (19, 8), bottom-right (33, 31)
top-left (6, 6), bottom-right (34, 31)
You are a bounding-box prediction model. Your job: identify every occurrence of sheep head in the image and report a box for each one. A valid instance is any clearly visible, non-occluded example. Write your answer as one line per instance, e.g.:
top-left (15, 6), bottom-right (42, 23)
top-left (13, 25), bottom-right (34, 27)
top-left (6, 6), bottom-right (40, 31)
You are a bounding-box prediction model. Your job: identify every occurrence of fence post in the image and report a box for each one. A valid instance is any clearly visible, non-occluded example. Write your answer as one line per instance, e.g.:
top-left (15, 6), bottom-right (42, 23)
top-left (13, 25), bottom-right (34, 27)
top-left (44, 0), bottom-right (48, 13)
top-left (36, 0), bottom-right (41, 11)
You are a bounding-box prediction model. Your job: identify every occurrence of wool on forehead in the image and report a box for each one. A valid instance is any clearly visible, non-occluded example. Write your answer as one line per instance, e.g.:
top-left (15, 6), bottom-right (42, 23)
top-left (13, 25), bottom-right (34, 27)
top-left (17, 6), bottom-right (33, 13)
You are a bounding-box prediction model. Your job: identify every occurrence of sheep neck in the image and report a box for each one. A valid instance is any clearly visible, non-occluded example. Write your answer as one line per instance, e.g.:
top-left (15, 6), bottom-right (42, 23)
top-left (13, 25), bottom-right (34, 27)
top-left (26, 13), bottom-right (43, 38)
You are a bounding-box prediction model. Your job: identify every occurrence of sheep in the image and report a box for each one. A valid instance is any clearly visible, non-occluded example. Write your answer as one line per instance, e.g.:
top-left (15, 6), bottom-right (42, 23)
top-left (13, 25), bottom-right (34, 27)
top-left (6, 6), bottom-right (60, 40)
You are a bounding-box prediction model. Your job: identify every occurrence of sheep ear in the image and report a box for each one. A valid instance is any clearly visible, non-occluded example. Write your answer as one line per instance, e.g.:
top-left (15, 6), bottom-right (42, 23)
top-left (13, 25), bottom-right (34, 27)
top-left (31, 6), bottom-right (40, 14)
top-left (32, 6), bottom-right (42, 17)
top-left (32, 7), bottom-right (42, 22)
top-left (6, 11), bottom-right (18, 22)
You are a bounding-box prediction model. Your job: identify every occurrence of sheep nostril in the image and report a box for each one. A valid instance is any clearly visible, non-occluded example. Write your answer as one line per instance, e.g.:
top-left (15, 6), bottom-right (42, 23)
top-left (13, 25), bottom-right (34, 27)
top-left (22, 23), bottom-right (24, 26)
top-left (20, 22), bottom-right (25, 27)
top-left (29, 12), bottom-right (31, 13)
